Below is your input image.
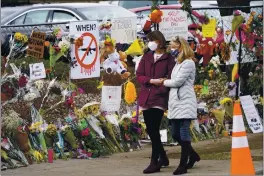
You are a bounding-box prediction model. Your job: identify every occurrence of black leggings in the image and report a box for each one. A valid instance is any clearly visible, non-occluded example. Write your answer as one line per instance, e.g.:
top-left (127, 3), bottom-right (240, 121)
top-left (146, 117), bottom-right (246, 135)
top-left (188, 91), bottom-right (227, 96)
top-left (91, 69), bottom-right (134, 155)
top-left (143, 108), bottom-right (165, 160)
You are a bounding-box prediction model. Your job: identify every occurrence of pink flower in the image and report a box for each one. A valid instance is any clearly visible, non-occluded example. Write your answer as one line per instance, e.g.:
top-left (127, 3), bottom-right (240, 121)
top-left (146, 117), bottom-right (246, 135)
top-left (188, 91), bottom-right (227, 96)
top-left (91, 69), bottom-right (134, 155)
top-left (72, 91), bottom-right (77, 97)
top-left (234, 10), bottom-right (241, 16)
top-left (81, 128), bottom-right (90, 137)
top-left (256, 66), bottom-right (260, 70)
top-left (78, 88), bottom-right (85, 94)
top-left (137, 128), bottom-right (142, 134)
top-left (131, 118), bottom-right (137, 124)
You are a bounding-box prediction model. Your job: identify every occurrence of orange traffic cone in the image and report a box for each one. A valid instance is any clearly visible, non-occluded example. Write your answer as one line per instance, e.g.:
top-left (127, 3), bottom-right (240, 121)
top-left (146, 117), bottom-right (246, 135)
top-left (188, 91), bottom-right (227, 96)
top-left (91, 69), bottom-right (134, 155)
top-left (230, 101), bottom-right (255, 175)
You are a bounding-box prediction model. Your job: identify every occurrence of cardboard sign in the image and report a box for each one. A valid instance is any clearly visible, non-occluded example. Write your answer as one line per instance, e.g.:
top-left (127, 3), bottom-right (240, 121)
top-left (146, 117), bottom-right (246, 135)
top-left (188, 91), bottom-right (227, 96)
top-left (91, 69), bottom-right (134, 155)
top-left (29, 62), bottom-right (46, 80)
top-left (111, 17), bottom-right (137, 44)
top-left (101, 86), bottom-right (122, 112)
top-left (159, 10), bottom-right (188, 41)
top-left (70, 21), bottom-right (100, 79)
top-left (202, 18), bottom-right (216, 37)
top-left (27, 31), bottom-right (46, 59)
top-left (240, 95), bottom-right (263, 133)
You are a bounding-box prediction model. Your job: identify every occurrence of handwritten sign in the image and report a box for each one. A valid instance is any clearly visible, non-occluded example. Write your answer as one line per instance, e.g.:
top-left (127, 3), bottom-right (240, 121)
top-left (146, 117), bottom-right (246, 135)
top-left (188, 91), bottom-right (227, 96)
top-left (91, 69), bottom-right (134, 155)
top-left (240, 95), bottom-right (263, 133)
top-left (111, 17), bottom-right (137, 44)
top-left (70, 21), bottom-right (100, 79)
top-left (29, 62), bottom-right (46, 80)
top-left (202, 18), bottom-right (216, 37)
top-left (101, 86), bottom-right (122, 112)
top-left (159, 10), bottom-right (188, 41)
top-left (27, 31), bottom-right (46, 59)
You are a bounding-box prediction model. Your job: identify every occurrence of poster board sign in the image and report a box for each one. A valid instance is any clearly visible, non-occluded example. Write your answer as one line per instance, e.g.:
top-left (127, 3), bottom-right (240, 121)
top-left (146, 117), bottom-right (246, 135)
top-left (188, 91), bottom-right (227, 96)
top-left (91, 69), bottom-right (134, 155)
top-left (101, 86), bottom-right (122, 112)
top-left (159, 10), bottom-right (188, 41)
top-left (240, 95), bottom-right (263, 133)
top-left (29, 62), bottom-right (46, 80)
top-left (70, 21), bottom-right (100, 79)
top-left (111, 17), bottom-right (137, 44)
top-left (27, 31), bottom-right (46, 59)
top-left (202, 18), bottom-right (216, 38)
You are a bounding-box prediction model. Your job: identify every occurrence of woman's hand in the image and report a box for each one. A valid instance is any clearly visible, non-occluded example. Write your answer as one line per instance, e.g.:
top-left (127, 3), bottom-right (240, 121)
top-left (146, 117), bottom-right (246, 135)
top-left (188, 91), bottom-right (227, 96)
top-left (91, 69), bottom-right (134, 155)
top-left (150, 79), bottom-right (163, 86)
top-left (160, 78), bottom-right (167, 85)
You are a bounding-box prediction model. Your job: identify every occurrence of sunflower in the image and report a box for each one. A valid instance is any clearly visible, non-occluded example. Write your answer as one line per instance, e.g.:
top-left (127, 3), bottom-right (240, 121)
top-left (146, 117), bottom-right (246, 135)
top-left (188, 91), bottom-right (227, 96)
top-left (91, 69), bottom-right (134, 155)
top-left (91, 105), bottom-right (99, 115)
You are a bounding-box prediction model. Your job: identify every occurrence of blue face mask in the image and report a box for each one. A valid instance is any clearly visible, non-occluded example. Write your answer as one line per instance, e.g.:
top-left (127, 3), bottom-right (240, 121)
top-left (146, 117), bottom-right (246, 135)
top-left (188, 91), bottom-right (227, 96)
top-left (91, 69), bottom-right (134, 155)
top-left (170, 49), bottom-right (179, 56)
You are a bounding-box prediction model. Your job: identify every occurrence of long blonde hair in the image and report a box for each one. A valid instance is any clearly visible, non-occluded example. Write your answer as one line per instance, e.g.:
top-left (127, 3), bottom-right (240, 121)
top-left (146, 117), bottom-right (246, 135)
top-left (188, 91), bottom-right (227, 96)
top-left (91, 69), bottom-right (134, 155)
top-left (171, 36), bottom-right (195, 63)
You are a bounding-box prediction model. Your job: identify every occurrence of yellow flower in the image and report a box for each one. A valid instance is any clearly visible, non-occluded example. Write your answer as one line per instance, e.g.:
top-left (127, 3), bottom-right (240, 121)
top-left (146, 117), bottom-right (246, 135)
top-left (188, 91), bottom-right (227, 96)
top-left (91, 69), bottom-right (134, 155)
top-left (97, 81), bottom-right (104, 89)
top-left (220, 98), bottom-right (232, 105)
top-left (124, 81), bottom-right (137, 105)
top-left (259, 97), bottom-right (263, 105)
top-left (14, 32), bottom-right (22, 40)
top-left (91, 105), bottom-right (99, 115)
top-left (74, 108), bottom-right (84, 119)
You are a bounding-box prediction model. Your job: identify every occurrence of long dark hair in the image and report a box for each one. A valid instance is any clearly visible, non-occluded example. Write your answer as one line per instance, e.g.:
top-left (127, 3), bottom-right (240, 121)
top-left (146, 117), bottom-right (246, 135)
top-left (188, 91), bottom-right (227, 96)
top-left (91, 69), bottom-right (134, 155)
top-left (146, 30), bottom-right (167, 50)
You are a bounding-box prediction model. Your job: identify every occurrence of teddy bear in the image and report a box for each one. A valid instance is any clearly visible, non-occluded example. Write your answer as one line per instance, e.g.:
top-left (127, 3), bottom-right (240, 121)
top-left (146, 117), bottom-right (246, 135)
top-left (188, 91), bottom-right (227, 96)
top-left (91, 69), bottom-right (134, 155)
top-left (103, 50), bottom-right (127, 74)
top-left (101, 35), bottom-right (130, 79)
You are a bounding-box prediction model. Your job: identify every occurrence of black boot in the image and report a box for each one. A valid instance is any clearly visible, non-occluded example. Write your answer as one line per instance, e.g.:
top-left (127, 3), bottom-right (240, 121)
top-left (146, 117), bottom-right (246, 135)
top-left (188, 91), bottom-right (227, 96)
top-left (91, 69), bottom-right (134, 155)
top-left (187, 148), bottom-right (200, 169)
top-left (158, 151), bottom-right (169, 167)
top-left (173, 141), bottom-right (190, 175)
top-left (143, 159), bottom-right (161, 174)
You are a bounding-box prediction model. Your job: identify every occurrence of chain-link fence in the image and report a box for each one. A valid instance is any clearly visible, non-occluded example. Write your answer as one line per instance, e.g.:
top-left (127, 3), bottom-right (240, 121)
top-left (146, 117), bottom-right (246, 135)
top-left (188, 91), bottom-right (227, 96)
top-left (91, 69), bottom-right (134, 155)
top-left (1, 6), bottom-right (263, 93)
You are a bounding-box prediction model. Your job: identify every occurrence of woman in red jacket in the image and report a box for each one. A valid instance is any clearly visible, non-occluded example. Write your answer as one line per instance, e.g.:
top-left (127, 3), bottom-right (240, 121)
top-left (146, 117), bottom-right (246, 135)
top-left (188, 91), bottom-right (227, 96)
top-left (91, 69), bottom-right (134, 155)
top-left (136, 30), bottom-right (176, 174)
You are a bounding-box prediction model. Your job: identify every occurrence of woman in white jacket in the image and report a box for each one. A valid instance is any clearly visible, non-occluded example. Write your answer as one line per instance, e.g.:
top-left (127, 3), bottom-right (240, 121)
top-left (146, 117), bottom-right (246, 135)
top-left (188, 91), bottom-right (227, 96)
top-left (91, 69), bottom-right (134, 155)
top-left (162, 36), bottom-right (200, 175)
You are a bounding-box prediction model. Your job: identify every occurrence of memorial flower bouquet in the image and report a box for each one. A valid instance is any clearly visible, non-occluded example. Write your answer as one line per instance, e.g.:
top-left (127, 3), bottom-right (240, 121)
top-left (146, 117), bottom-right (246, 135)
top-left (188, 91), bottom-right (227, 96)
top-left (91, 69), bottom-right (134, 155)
top-left (48, 27), bottom-right (71, 70)
top-left (1, 137), bottom-right (29, 168)
top-left (6, 32), bottom-right (28, 63)
top-left (77, 118), bottom-right (113, 157)
top-left (61, 125), bottom-right (78, 150)
top-left (44, 124), bottom-right (58, 148)
top-left (97, 115), bottom-right (124, 152)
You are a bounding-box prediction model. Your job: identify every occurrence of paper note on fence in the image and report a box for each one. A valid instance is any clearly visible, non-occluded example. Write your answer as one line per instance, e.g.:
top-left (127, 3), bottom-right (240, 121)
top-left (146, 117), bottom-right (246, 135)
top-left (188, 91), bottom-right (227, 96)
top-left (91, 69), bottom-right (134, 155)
top-left (240, 95), bottom-right (263, 133)
top-left (202, 18), bottom-right (216, 37)
top-left (159, 10), bottom-right (188, 41)
top-left (29, 62), bottom-right (46, 80)
top-left (111, 17), bottom-right (137, 43)
top-left (101, 86), bottom-right (122, 112)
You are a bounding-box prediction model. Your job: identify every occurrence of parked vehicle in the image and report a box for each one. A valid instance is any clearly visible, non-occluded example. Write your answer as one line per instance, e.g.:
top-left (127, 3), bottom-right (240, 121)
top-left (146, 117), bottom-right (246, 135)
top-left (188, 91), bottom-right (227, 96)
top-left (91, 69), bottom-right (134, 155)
top-left (1, 3), bottom-right (137, 57)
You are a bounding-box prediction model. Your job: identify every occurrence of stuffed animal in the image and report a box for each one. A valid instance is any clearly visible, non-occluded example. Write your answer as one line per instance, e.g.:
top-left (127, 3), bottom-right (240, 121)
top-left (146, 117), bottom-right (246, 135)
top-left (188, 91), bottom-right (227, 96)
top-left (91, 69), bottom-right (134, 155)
top-left (103, 50), bottom-right (127, 74)
top-left (101, 35), bottom-right (130, 79)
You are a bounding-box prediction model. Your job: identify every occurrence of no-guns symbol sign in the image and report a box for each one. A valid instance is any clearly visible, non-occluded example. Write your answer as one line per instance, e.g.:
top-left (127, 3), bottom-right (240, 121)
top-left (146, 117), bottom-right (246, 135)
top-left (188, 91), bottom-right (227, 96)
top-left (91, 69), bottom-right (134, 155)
top-left (75, 32), bottom-right (98, 75)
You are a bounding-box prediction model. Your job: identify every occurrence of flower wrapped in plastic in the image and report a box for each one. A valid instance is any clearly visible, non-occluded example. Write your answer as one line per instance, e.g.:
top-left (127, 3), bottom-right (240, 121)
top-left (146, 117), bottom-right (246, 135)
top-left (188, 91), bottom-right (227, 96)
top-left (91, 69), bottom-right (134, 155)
top-left (15, 126), bottom-right (33, 164)
top-left (44, 124), bottom-right (57, 148)
top-left (30, 106), bottom-right (47, 154)
top-left (49, 32), bottom-right (70, 69)
top-left (97, 115), bottom-right (124, 152)
top-left (1, 137), bottom-right (29, 167)
top-left (61, 125), bottom-right (78, 150)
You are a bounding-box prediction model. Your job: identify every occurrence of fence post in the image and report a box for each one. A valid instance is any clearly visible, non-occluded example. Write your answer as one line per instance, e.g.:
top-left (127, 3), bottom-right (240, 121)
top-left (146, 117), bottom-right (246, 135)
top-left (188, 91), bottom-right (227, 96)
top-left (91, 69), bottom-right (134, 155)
top-left (235, 26), bottom-right (242, 100)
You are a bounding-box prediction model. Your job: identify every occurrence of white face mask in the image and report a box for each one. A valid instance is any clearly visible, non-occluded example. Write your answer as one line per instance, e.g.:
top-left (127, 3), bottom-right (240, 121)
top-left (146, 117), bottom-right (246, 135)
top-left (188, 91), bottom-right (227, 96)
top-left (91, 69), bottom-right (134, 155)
top-left (148, 41), bottom-right (158, 51)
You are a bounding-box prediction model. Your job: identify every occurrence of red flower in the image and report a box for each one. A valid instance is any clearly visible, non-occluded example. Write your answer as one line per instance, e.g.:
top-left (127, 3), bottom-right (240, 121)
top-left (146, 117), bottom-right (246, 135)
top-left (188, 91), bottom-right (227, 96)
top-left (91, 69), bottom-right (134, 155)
top-left (46, 69), bottom-right (52, 74)
top-left (235, 73), bottom-right (239, 80)
top-left (131, 118), bottom-right (137, 124)
top-left (18, 75), bottom-right (28, 88)
top-left (81, 128), bottom-right (90, 137)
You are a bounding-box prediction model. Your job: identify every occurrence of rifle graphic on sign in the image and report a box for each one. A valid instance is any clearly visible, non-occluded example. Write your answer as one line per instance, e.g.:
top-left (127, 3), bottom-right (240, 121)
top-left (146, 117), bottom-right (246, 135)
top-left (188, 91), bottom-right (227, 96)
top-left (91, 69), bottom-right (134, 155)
top-left (79, 47), bottom-right (96, 56)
